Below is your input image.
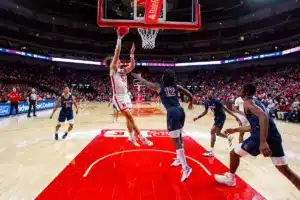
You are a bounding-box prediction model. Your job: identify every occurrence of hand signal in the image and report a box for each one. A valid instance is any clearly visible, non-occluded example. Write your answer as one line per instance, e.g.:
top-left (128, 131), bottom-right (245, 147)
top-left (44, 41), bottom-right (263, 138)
top-left (130, 43), bottom-right (135, 55)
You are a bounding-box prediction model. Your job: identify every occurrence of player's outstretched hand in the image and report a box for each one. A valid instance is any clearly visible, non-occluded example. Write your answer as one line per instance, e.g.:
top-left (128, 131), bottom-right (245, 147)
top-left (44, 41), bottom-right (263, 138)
top-left (130, 43), bottom-right (135, 55)
top-left (117, 26), bottom-right (129, 38)
top-left (76, 110), bottom-right (79, 115)
top-left (224, 128), bottom-right (236, 135)
top-left (193, 117), bottom-right (198, 122)
top-left (50, 114), bottom-right (53, 119)
top-left (259, 142), bottom-right (272, 157)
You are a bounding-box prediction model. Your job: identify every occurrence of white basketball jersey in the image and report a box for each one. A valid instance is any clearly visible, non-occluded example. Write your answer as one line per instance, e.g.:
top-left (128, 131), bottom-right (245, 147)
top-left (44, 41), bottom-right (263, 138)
top-left (234, 97), bottom-right (245, 113)
top-left (111, 68), bottom-right (128, 95)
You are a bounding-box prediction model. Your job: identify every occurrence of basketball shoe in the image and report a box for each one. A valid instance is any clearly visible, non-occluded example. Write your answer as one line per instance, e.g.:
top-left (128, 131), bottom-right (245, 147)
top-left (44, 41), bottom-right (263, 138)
top-left (139, 135), bottom-right (153, 146)
top-left (171, 158), bottom-right (181, 167)
top-left (128, 134), bottom-right (140, 147)
top-left (203, 150), bottom-right (215, 157)
top-left (181, 166), bottom-right (192, 182)
top-left (214, 172), bottom-right (236, 186)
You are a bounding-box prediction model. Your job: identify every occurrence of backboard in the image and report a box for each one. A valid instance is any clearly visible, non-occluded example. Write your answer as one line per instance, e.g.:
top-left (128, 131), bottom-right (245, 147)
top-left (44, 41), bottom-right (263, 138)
top-left (97, 0), bottom-right (201, 30)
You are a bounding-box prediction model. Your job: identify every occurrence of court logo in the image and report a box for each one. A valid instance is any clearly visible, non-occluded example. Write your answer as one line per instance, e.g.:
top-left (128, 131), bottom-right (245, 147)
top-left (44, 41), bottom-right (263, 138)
top-left (102, 129), bottom-right (170, 137)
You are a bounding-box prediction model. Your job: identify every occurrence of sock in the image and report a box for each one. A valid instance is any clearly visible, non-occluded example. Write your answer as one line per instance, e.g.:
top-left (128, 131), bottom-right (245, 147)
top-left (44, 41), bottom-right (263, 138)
top-left (176, 148), bottom-right (187, 169)
top-left (227, 172), bottom-right (235, 178)
top-left (210, 148), bottom-right (214, 152)
top-left (129, 132), bottom-right (134, 139)
top-left (138, 134), bottom-right (145, 140)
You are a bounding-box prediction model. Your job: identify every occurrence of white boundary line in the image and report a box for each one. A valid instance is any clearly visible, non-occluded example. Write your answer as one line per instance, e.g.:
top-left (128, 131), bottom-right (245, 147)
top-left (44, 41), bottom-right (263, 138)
top-left (83, 149), bottom-right (212, 177)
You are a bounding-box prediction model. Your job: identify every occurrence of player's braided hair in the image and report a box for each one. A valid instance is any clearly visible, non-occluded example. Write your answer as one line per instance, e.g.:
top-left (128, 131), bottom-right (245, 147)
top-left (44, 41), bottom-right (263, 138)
top-left (162, 69), bottom-right (175, 86)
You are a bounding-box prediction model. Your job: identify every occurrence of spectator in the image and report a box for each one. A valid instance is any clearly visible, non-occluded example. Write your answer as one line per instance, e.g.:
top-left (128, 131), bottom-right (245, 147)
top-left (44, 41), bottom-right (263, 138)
top-left (9, 87), bottom-right (20, 115)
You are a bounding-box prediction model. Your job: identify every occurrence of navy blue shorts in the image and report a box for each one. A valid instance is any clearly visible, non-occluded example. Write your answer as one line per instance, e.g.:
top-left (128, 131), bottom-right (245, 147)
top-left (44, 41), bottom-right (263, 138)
top-left (241, 135), bottom-right (284, 157)
top-left (167, 106), bottom-right (185, 131)
top-left (58, 111), bottom-right (74, 123)
top-left (214, 115), bottom-right (226, 129)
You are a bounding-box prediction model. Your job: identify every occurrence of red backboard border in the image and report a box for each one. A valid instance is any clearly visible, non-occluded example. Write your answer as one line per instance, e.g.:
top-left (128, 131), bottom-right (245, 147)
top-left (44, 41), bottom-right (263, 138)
top-left (97, 0), bottom-right (201, 30)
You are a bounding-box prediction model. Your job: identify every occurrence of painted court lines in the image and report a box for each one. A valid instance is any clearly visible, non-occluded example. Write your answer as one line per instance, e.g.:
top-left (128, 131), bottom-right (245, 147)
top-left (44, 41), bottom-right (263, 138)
top-left (35, 129), bottom-right (265, 200)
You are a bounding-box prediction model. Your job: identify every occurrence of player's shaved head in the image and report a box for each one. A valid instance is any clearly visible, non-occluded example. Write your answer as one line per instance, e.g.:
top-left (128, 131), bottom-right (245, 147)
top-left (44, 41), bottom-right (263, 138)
top-left (162, 69), bottom-right (175, 86)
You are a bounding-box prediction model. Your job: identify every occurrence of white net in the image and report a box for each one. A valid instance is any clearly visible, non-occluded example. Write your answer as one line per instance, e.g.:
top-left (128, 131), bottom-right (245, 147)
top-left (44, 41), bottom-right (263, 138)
top-left (137, 28), bottom-right (159, 49)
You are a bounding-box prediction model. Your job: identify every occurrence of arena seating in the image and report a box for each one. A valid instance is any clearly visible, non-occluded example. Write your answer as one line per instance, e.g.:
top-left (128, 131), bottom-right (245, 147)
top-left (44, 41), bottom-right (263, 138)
top-left (1, 62), bottom-right (299, 122)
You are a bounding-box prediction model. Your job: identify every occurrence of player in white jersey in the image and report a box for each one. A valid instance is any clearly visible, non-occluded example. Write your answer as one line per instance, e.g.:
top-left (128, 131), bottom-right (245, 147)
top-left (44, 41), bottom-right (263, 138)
top-left (104, 28), bottom-right (153, 147)
top-left (233, 96), bottom-right (250, 143)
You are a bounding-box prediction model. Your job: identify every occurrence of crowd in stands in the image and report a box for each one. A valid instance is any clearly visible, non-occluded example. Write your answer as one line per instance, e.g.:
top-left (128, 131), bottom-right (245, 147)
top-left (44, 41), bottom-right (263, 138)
top-left (0, 62), bottom-right (299, 123)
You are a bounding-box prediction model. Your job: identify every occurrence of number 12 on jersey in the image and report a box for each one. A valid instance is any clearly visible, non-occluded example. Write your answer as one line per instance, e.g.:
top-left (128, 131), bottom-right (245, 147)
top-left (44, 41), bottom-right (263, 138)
top-left (165, 87), bottom-right (176, 97)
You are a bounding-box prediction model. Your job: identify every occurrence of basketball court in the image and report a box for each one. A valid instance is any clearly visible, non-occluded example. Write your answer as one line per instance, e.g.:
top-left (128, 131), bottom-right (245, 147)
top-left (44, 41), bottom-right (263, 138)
top-left (0, 102), bottom-right (299, 199)
top-left (0, 0), bottom-right (299, 199)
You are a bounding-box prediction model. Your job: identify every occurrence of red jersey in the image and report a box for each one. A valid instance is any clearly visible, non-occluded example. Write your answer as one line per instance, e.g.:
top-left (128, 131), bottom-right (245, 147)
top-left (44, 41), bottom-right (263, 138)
top-left (9, 91), bottom-right (20, 103)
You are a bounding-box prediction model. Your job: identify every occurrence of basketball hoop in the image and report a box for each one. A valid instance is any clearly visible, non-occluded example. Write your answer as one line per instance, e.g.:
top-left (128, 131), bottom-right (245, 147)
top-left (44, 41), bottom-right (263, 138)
top-left (137, 28), bottom-right (159, 49)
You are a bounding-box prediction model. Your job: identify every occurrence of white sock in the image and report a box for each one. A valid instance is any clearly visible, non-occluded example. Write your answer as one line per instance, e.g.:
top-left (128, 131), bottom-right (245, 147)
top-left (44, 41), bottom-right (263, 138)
top-left (210, 148), bottom-right (214, 152)
top-left (227, 172), bottom-right (235, 178)
top-left (129, 132), bottom-right (134, 139)
top-left (138, 134), bottom-right (145, 140)
top-left (176, 148), bottom-right (187, 169)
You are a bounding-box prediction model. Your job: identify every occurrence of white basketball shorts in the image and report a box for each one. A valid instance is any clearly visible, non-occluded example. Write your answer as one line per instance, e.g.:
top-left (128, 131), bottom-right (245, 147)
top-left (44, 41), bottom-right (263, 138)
top-left (113, 94), bottom-right (132, 111)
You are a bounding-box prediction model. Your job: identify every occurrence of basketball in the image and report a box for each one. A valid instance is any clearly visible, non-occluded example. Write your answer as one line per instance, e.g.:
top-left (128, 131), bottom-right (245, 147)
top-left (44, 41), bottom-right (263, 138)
top-left (117, 26), bottom-right (129, 37)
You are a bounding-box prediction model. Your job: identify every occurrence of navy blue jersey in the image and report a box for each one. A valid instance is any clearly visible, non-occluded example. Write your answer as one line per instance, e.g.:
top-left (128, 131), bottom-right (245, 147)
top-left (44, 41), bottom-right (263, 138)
top-left (204, 98), bottom-right (225, 118)
top-left (159, 84), bottom-right (180, 110)
top-left (245, 97), bottom-right (281, 141)
top-left (61, 94), bottom-right (73, 113)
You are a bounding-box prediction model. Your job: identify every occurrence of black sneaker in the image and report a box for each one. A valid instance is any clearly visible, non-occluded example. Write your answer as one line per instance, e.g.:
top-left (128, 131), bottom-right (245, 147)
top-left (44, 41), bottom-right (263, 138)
top-left (33, 115), bottom-right (37, 117)
top-left (62, 132), bottom-right (68, 139)
top-left (27, 115), bottom-right (31, 118)
top-left (55, 133), bottom-right (59, 140)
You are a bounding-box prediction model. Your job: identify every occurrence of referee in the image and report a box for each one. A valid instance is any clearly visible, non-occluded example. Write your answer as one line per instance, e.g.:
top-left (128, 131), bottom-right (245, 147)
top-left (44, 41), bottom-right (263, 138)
top-left (27, 88), bottom-right (37, 117)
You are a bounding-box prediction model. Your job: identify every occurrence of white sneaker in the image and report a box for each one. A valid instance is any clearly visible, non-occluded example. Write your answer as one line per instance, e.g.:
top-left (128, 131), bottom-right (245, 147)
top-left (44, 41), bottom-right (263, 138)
top-left (214, 172), bottom-right (236, 186)
top-left (171, 158), bottom-right (181, 167)
top-left (139, 135), bottom-right (153, 146)
top-left (181, 166), bottom-right (192, 182)
top-left (203, 151), bottom-right (215, 157)
top-left (128, 136), bottom-right (140, 147)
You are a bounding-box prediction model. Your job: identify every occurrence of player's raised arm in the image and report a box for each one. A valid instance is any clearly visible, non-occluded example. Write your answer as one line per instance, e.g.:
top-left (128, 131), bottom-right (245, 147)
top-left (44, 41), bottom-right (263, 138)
top-left (177, 85), bottom-right (193, 110)
top-left (50, 97), bottom-right (61, 119)
top-left (107, 27), bottom-right (129, 73)
top-left (110, 37), bottom-right (122, 71)
top-left (193, 102), bottom-right (208, 121)
top-left (125, 43), bottom-right (135, 73)
top-left (131, 73), bottom-right (160, 92)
